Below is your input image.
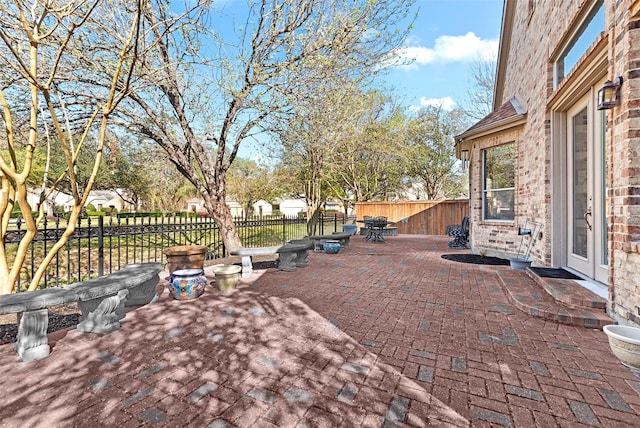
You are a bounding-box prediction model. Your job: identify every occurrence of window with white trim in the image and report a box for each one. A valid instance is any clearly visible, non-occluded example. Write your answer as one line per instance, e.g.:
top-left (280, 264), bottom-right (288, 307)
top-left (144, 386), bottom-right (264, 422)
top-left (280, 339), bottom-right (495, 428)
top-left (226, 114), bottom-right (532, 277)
top-left (554, 0), bottom-right (604, 87)
top-left (483, 143), bottom-right (515, 221)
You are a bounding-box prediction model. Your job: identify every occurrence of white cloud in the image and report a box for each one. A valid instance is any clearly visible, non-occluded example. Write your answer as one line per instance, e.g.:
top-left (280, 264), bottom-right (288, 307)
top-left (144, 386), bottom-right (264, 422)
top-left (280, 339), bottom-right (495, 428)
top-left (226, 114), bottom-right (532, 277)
top-left (422, 96), bottom-right (456, 110)
top-left (390, 32), bottom-right (498, 70)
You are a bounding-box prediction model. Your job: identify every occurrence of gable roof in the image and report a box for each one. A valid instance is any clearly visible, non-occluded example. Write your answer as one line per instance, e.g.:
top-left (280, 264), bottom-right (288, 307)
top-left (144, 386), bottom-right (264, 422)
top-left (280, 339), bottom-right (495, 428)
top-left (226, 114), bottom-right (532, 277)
top-left (456, 97), bottom-right (527, 141)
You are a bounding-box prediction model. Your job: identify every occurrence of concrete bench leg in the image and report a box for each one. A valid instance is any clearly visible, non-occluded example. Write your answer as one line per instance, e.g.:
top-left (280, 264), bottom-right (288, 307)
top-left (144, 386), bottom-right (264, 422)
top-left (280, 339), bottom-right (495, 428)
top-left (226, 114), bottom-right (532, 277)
top-left (240, 255), bottom-right (253, 278)
top-left (278, 252), bottom-right (297, 272)
top-left (337, 237), bottom-right (349, 248)
top-left (77, 289), bottom-right (128, 334)
top-left (16, 309), bottom-right (51, 362)
top-left (294, 249), bottom-right (310, 267)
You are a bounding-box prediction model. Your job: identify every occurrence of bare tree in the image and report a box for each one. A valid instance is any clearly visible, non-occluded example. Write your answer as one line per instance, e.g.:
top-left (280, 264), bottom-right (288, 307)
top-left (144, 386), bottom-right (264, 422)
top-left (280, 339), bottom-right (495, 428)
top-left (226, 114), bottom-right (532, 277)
top-left (0, 0), bottom-right (143, 293)
top-left (464, 56), bottom-right (497, 121)
top-left (113, 0), bottom-right (415, 250)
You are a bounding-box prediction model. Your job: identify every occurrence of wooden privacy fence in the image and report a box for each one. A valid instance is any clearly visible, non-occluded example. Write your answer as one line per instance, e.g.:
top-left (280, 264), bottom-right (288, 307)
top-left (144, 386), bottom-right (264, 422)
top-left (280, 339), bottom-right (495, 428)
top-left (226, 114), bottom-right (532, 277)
top-left (355, 200), bottom-right (469, 235)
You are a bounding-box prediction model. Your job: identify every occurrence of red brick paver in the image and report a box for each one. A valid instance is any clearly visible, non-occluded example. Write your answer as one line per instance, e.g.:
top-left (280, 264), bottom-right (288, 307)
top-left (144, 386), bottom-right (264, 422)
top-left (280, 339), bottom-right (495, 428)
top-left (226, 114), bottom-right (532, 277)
top-left (1, 235), bottom-right (638, 427)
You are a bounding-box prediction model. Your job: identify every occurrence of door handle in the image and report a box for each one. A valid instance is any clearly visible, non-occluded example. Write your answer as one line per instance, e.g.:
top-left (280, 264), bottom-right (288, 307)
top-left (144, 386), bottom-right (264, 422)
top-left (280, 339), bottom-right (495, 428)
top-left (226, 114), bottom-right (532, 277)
top-left (584, 208), bottom-right (592, 231)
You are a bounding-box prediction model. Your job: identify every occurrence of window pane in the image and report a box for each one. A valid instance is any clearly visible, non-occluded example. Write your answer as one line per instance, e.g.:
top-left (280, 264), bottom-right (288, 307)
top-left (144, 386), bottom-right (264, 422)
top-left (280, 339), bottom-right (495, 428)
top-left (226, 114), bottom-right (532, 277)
top-left (556, 0), bottom-right (604, 84)
top-left (483, 143), bottom-right (515, 221)
top-left (484, 189), bottom-right (514, 220)
top-left (484, 144), bottom-right (514, 190)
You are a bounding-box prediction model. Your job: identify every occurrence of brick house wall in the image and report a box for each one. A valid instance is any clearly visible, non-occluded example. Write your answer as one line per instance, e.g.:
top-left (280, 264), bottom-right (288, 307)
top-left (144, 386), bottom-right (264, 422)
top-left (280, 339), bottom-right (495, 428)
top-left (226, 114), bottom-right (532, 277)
top-left (459, 0), bottom-right (640, 326)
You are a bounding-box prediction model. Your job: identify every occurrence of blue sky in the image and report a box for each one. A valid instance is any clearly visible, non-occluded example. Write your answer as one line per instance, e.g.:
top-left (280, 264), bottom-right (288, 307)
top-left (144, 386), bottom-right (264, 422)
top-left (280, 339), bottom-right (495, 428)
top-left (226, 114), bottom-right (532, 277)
top-left (386, 0), bottom-right (503, 111)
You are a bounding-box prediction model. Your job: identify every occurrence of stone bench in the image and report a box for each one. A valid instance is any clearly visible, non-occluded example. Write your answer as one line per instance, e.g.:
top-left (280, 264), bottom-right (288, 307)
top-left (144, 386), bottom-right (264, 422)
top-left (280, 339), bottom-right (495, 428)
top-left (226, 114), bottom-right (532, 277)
top-left (230, 241), bottom-right (314, 277)
top-left (308, 232), bottom-right (352, 252)
top-left (280, 240), bottom-right (314, 272)
top-left (0, 263), bottom-right (162, 362)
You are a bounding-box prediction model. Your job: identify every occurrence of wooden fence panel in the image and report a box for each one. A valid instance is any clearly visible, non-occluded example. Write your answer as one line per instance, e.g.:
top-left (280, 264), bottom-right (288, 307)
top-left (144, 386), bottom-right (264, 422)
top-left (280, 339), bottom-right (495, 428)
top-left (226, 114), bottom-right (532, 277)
top-left (355, 200), bottom-right (469, 235)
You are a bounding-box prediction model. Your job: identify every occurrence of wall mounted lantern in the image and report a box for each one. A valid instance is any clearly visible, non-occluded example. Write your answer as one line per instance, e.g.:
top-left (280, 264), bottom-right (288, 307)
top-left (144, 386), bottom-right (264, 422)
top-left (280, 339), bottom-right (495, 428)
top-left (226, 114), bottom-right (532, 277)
top-left (597, 77), bottom-right (623, 110)
top-left (460, 149), bottom-right (470, 171)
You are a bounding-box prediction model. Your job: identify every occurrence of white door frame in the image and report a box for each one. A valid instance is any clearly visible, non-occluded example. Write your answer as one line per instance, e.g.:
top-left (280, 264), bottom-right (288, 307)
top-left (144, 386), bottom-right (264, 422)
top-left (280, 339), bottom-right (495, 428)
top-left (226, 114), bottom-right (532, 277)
top-left (561, 86), bottom-right (608, 282)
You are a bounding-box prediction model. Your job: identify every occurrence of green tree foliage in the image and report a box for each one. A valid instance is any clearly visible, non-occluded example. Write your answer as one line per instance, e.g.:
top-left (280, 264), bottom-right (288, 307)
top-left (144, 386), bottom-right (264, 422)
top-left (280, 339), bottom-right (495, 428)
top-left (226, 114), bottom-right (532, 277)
top-left (326, 90), bottom-right (408, 210)
top-left (406, 105), bottom-right (469, 200)
top-left (227, 158), bottom-right (285, 220)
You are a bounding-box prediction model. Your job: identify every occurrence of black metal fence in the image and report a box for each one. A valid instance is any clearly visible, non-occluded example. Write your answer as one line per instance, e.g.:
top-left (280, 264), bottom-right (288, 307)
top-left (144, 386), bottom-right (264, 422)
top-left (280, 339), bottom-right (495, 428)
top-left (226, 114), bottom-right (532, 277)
top-left (6, 212), bottom-right (352, 290)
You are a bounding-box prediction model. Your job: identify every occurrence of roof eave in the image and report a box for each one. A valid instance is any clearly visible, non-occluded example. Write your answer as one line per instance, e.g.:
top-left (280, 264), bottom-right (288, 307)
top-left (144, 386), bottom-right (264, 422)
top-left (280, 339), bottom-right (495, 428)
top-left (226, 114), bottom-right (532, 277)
top-left (456, 113), bottom-right (527, 142)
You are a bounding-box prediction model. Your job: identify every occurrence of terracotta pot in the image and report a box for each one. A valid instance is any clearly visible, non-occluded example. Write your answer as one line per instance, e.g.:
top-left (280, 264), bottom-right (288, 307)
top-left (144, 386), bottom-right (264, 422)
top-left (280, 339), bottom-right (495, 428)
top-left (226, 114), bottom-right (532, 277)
top-left (164, 245), bottom-right (208, 274)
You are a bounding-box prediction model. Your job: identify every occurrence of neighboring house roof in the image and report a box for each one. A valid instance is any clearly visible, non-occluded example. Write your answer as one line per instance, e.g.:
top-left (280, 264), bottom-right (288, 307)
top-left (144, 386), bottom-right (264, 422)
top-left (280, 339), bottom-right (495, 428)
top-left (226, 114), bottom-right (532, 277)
top-left (456, 97), bottom-right (527, 142)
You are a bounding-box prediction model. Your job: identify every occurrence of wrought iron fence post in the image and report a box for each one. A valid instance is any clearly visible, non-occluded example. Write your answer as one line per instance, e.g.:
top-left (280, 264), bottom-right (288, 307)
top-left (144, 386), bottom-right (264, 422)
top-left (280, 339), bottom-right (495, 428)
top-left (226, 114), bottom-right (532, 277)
top-left (98, 215), bottom-right (104, 277)
top-left (282, 214), bottom-right (286, 242)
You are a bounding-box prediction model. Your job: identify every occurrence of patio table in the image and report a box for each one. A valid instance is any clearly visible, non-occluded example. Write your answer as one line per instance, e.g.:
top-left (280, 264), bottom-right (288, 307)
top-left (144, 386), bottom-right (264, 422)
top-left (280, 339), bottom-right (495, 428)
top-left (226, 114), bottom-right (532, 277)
top-left (358, 217), bottom-right (392, 242)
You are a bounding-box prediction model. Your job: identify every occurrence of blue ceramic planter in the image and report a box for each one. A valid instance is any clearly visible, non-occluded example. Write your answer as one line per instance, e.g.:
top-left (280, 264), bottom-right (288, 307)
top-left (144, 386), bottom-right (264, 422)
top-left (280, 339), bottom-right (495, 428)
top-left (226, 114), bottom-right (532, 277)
top-left (323, 240), bottom-right (341, 254)
top-left (168, 268), bottom-right (206, 300)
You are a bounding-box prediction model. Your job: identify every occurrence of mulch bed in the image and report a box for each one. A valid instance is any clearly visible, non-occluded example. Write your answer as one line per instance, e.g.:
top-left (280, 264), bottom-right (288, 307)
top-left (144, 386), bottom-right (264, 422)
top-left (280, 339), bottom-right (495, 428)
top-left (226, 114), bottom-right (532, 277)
top-left (441, 253), bottom-right (511, 266)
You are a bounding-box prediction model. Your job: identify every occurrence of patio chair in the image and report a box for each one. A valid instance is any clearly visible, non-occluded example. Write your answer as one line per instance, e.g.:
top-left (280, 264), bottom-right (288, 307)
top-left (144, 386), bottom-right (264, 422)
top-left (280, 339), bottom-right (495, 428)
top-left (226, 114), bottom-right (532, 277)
top-left (446, 216), bottom-right (469, 248)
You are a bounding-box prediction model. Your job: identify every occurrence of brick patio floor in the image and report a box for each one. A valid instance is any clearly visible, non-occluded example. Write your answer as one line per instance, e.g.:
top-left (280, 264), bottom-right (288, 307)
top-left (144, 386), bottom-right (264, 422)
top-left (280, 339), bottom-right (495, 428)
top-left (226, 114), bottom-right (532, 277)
top-left (1, 235), bottom-right (639, 427)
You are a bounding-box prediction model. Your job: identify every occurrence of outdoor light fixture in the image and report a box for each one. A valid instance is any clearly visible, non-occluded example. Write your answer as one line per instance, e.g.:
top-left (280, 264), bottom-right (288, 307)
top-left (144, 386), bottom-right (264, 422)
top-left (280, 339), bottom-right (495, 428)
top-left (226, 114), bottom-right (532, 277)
top-left (460, 149), bottom-right (470, 171)
top-left (597, 77), bottom-right (623, 110)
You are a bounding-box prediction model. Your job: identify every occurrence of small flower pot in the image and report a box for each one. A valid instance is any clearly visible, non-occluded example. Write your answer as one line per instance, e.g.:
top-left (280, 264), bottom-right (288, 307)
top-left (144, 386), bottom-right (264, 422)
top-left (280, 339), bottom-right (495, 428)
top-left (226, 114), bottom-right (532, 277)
top-left (214, 265), bottom-right (242, 291)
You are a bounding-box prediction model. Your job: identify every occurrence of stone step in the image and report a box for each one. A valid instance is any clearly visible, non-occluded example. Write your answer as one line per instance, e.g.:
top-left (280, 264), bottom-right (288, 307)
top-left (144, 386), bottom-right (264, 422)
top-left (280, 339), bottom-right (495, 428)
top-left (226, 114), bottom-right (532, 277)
top-left (496, 269), bottom-right (613, 330)
top-left (525, 268), bottom-right (607, 310)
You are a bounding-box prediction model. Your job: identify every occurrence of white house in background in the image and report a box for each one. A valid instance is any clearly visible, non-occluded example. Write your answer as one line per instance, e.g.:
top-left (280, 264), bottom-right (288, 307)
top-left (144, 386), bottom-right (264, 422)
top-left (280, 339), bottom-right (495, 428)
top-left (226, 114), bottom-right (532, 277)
top-left (253, 200), bottom-right (273, 216)
top-left (185, 198), bottom-right (273, 217)
top-left (186, 198), bottom-right (204, 213)
top-left (277, 198), bottom-right (307, 217)
top-left (26, 188), bottom-right (134, 216)
top-left (27, 187), bottom-right (75, 216)
top-left (86, 190), bottom-right (132, 212)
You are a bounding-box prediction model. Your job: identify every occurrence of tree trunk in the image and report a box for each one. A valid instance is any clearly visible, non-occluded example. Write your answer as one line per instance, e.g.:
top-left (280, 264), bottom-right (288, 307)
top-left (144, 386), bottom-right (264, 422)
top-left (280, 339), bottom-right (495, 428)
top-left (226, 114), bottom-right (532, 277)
top-left (205, 195), bottom-right (242, 251)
